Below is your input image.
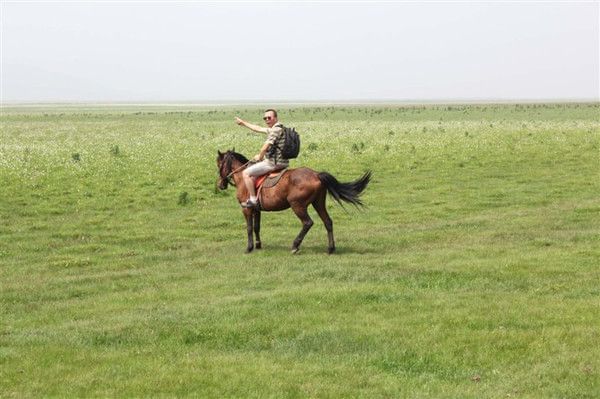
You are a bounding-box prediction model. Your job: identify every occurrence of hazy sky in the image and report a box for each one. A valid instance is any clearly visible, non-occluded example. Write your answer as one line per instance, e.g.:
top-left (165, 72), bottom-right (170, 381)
top-left (1, 1), bottom-right (598, 103)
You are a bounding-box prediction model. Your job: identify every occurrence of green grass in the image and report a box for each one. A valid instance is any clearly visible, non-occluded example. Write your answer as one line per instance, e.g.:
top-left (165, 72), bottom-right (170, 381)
top-left (1, 103), bottom-right (599, 397)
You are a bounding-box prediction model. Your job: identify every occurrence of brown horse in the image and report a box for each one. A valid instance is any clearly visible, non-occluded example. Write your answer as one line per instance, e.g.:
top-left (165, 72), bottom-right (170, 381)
top-left (216, 150), bottom-right (371, 254)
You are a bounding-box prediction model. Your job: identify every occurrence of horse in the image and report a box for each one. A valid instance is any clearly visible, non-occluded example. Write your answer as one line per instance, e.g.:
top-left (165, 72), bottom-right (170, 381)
top-left (216, 149), bottom-right (372, 254)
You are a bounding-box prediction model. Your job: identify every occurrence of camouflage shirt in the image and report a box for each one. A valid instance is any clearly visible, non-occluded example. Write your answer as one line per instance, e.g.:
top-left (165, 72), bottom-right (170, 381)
top-left (265, 123), bottom-right (289, 167)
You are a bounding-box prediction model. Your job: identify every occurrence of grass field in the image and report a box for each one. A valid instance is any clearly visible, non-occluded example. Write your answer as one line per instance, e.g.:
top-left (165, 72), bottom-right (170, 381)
top-left (1, 103), bottom-right (599, 397)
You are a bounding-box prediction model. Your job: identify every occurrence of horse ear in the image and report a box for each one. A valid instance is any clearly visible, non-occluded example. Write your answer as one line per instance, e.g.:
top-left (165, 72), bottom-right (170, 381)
top-left (217, 150), bottom-right (223, 159)
top-left (232, 147), bottom-right (235, 153)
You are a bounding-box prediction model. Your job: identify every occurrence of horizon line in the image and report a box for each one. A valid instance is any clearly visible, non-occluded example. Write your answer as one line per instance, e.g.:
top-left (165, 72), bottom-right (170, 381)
top-left (2, 98), bottom-right (599, 107)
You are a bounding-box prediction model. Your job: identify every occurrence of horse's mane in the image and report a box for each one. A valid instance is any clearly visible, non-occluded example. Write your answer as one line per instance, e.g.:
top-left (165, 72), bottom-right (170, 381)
top-left (229, 150), bottom-right (249, 164)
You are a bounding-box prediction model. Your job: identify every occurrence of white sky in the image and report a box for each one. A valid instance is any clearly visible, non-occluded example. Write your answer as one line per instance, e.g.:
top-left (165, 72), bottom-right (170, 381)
top-left (1, 1), bottom-right (599, 103)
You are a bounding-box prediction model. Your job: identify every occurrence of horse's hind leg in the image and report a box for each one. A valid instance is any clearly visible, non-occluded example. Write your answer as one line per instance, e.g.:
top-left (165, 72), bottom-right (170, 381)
top-left (312, 190), bottom-right (335, 254)
top-left (254, 210), bottom-right (262, 249)
top-left (291, 204), bottom-right (314, 254)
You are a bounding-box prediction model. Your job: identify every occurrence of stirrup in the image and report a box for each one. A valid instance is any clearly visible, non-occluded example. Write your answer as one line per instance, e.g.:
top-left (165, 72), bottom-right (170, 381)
top-left (241, 199), bottom-right (259, 209)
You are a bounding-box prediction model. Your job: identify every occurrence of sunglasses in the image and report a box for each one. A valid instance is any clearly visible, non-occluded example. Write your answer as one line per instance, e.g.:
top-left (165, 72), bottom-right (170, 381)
top-left (263, 116), bottom-right (273, 121)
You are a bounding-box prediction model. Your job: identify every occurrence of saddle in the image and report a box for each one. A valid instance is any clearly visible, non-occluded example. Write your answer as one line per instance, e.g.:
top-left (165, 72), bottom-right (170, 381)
top-left (254, 168), bottom-right (287, 210)
top-left (255, 168), bottom-right (287, 190)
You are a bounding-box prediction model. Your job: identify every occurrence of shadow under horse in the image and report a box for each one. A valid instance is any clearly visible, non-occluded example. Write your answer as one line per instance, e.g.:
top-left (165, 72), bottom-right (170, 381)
top-left (217, 150), bottom-right (372, 254)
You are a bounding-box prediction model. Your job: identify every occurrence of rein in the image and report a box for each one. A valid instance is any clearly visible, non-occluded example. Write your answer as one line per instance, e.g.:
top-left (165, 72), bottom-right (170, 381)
top-left (227, 161), bottom-right (251, 179)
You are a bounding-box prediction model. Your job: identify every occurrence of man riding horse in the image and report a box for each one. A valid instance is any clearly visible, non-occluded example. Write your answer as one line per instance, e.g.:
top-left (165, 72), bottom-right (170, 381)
top-left (218, 109), bottom-right (371, 254)
top-left (234, 109), bottom-right (288, 209)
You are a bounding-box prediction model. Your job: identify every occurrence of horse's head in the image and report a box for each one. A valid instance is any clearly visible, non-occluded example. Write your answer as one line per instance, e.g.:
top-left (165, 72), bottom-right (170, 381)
top-left (216, 149), bottom-right (250, 190)
top-left (216, 150), bottom-right (233, 190)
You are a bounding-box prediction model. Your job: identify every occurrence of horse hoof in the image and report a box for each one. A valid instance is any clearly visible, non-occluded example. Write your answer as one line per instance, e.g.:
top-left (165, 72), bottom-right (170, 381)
top-left (246, 247), bottom-right (254, 253)
top-left (328, 247), bottom-right (335, 254)
top-left (291, 248), bottom-right (300, 255)
top-left (256, 242), bottom-right (262, 249)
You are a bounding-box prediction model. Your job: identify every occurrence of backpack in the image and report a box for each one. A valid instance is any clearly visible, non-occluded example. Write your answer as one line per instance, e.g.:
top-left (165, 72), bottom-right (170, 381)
top-left (274, 125), bottom-right (300, 160)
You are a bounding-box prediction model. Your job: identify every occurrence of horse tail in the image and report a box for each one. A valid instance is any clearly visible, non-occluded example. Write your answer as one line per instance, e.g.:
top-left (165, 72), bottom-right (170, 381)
top-left (318, 171), bottom-right (372, 208)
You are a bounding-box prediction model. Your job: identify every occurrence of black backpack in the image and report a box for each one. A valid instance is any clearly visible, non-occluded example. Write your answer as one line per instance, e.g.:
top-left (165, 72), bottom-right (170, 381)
top-left (275, 125), bottom-right (300, 159)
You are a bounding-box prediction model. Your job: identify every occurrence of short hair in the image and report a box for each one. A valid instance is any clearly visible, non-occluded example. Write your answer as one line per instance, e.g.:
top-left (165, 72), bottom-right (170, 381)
top-left (264, 109), bottom-right (278, 118)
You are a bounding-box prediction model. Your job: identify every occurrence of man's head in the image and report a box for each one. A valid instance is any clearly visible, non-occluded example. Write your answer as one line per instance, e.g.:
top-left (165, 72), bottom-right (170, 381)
top-left (263, 109), bottom-right (278, 127)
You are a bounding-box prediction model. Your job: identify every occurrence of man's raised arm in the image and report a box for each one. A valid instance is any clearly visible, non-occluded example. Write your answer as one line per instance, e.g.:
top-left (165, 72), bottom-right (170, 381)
top-left (235, 117), bottom-right (268, 134)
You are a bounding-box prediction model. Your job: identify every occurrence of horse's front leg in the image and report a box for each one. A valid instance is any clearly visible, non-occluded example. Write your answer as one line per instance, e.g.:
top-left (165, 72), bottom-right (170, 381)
top-left (243, 209), bottom-right (254, 253)
top-left (254, 210), bottom-right (262, 249)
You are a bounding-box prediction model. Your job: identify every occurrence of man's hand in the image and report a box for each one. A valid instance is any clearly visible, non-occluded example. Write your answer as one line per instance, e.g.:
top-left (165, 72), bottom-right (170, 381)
top-left (235, 117), bottom-right (245, 126)
top-left (252, 154), bottom-right (261, 162)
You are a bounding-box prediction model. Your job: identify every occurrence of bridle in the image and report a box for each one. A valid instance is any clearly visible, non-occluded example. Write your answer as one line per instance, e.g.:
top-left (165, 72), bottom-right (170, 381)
top-left (218, 152), bottom-right (250, 188)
